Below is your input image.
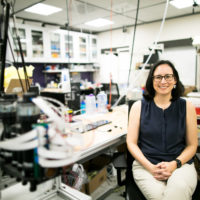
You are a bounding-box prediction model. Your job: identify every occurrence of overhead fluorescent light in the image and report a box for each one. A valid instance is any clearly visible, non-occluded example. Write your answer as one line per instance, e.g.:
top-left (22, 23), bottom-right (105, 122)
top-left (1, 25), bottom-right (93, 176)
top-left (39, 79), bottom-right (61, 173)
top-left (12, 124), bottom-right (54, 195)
top-left (170, 0), bottom-right (195, 9)
top-left (85, 18), bottom-right (114, 27)
top-left (25, 3), bottom-right (62, 16)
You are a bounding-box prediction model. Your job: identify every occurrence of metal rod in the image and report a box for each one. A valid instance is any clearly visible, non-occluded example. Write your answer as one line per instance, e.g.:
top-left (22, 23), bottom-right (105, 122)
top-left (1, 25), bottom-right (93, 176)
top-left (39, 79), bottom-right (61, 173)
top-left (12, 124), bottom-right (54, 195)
top-left (0, 2), bottom-right (10, 92)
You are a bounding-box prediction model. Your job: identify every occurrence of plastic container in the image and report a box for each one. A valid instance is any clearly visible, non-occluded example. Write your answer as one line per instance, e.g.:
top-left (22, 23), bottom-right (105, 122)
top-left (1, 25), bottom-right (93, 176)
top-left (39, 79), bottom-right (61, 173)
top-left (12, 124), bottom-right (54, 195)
top-left (126, 87), bottom-right (143, 101)
top-left (97, 91), bottom-right (107, 113)
top-left (195, 106), bottom-right (200, 115)
top-left (85, 94), bottom-right (96, 114)
top-left (58, 69), bottom-right (71, 92)
top-left (67, 109), bottom-right (73, 122)
top-left (80, 96), bottom-right (86, 114)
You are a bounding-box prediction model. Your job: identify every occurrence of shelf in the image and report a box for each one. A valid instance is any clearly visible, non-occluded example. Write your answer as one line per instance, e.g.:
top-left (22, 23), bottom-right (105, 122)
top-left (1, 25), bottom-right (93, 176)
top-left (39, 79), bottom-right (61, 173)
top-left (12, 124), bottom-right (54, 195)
top-left (51, 49), bottom-right (61, 53)
top-left (43, 69), bottom-right (98, 73)
top-left (70, 69), bottom-right (98, 72)
top-left (43, 70), bottom-right (62, 73)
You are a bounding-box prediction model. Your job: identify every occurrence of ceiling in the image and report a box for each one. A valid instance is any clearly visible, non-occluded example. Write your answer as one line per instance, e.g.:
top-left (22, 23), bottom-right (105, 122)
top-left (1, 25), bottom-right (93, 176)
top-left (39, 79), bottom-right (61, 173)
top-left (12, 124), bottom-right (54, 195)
top-left (9, 0), bottom-right (200, 33)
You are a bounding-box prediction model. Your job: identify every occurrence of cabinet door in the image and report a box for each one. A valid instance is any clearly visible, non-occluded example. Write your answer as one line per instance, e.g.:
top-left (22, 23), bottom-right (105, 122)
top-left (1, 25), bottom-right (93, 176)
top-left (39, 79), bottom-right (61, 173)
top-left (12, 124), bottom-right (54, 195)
top-left (11, 27), bottom-right (28, 59)
top-left (77, 33), bottom-right (89, 63)
top-left (89, 35), bottom-right (98, 62)
top-left (50, 32), bottom-right (61, 59)
top-left (64, 33), bottom-right (74, 62)
top-left (31, 30), bottom-right (44, 58)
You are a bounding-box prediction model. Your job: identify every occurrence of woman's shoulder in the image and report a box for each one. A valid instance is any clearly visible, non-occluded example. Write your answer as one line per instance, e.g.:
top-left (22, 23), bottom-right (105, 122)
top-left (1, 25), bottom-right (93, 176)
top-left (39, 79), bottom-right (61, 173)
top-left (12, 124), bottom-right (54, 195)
top-left (175, 97), bottom-right (186, 106)
top-left (130, 100), bottom-right (142, 114)
top-left (129, 100), bottom-right (142, 119)
top-left (131, 100), bottom-right (141, 109)
top-left (175, 97), bottom-right (196, 112)
top-left (183, 98), bottom-right (196, 110)
top-left (176, 97), bottom-right (186, 102)
top-left (178, 97), bottom-right (193, 107)
top-left (131, 98), bottom-right (152, 111)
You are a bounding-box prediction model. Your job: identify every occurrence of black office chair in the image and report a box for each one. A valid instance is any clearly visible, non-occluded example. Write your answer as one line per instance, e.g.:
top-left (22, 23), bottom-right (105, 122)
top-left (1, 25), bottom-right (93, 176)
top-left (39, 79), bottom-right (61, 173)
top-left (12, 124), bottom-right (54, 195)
top-left (113, 100), bottom-right (200, 200)
top-left (113, 149), bottom-right (200, 200)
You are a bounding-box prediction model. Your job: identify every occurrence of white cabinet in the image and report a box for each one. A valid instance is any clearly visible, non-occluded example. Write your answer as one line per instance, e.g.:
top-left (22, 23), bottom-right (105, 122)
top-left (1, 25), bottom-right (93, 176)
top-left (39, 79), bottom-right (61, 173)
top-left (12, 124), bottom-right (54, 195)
top-left (8, 23), bottom-right (97, 64)
top-left (8, 24), bottom-right (47, 63)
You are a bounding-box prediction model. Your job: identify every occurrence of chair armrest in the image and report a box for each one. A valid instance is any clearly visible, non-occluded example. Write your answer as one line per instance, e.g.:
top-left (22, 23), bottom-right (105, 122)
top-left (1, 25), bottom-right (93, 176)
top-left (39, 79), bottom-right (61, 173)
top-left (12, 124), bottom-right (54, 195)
top-left (112, 153), bottom-right (127, 186)
top-left (196, 153), bottom-right (200, 162)
top-left (113, 153), bottom-right (127, 169)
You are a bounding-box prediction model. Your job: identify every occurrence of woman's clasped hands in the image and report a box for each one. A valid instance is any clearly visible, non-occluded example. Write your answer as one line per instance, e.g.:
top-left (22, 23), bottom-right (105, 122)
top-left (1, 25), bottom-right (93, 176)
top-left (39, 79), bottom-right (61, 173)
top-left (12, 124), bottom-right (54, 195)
top-left (150, 161), bottom-right (177, 181)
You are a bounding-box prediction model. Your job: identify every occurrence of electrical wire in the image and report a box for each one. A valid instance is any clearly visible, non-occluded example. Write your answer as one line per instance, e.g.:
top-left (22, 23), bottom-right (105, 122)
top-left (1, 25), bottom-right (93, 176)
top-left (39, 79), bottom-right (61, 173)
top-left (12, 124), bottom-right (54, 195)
top-left (7, 34), bottom-right (25, 92)
top-left (32, 96), bottom-right (66, 131)
top-left (127, 0), bottom-right (140, 87)
top-left (0, 126), bottom-right (45, 150)
top-left (41, 96), bottom-right (66, 116)
top-left (133, 0), bottom-right (169, 83)
top-left (11, 13), bottom-right (30, 90)
top-left (38, 146), bottom-right (73, 159)
top-left (0, 138), bottom-right (46, 151)
top-left (38, 154), bottom-right (80, 168)
top-left (0, 95), bottom-right (94, 167)
top-left (8, 24), bottom-right (19, 63)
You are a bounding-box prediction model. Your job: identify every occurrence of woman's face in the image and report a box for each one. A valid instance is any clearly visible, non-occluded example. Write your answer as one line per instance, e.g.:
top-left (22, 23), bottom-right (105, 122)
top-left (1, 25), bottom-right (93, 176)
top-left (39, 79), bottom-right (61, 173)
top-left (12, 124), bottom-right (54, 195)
top-left (153, 64), bottom-right (177, 96)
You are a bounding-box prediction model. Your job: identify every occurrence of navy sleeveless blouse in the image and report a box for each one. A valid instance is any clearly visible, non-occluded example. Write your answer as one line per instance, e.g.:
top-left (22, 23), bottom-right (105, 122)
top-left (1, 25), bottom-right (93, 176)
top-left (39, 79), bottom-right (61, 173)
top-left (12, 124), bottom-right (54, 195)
top-left (139, 97), bottom-right (192, 164)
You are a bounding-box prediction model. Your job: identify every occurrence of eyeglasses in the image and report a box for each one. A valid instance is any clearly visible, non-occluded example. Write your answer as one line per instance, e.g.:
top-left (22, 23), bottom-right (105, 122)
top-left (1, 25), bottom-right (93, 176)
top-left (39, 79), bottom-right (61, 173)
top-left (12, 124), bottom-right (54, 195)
top-left (152, 74), bottom-right (174, 82)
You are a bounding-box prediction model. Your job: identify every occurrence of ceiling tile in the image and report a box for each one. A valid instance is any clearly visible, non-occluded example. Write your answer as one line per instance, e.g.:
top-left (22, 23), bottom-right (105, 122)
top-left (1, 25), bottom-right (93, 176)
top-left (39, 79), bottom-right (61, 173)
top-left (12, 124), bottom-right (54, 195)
top-left (9, 0), bottom-right (200, 33)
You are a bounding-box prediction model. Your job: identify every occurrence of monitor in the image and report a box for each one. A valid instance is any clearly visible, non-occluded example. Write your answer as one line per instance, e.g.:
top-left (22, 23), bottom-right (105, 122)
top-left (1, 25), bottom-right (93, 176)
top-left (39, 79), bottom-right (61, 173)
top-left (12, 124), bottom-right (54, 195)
top-left (143, 53), bottom-right (159, 65)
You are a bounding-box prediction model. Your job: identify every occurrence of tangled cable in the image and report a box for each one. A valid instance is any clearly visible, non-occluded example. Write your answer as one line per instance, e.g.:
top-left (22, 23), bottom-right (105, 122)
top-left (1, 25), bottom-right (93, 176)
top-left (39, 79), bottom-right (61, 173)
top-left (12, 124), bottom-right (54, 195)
top-left (0, 96), bottom-right (90, 168)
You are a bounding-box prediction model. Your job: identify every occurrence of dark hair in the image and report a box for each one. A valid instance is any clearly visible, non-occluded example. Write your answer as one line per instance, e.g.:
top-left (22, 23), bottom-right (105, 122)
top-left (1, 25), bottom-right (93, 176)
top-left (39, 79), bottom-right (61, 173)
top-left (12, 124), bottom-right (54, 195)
top-left (143, 60), bottom-right (183, 101)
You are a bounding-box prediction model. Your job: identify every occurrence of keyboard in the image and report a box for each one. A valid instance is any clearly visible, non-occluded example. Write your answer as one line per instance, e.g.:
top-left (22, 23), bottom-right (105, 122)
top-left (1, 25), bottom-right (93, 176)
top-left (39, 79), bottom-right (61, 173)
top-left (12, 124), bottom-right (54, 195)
top-left (77, 120), bottom-right (111, 133)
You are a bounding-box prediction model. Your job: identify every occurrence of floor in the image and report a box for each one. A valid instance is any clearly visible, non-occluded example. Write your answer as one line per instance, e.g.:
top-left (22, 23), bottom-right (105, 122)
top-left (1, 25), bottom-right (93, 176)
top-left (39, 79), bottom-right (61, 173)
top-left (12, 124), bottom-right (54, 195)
top-left (0, 167), bottom-right (125, 200)
top-left (91, 166), bottom-right (125, 200)
top-left (48, 175), bottom-right (125, 200)
top-left (103, 186), bottom-right (125, 200)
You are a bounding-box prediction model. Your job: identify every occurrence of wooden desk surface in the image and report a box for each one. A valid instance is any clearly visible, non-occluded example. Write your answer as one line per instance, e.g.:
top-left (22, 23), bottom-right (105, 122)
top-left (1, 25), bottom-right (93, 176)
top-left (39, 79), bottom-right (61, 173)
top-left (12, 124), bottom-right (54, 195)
top-left (71, 105), bottom-right (128, 162)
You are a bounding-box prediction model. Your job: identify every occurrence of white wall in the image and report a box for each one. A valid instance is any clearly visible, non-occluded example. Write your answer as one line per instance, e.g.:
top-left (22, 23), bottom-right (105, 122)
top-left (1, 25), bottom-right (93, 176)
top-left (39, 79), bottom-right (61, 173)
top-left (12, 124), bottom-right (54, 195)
top-left (97, 14), bottom-right (200, 89)
top-left (98, 14), bottom-right (200, 53)
top-left (160, 46), bottom-right (196, 85)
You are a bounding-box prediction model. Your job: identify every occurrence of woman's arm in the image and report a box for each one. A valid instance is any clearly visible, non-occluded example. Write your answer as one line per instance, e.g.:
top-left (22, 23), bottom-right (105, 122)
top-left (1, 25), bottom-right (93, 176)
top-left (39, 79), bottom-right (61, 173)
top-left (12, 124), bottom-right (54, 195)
top-left (126, 101), bottom-right (159, 174)
top-left (176, 100), bottom-right (198, 165)
top-left (159, 100), bottom-right (198, 175)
